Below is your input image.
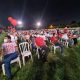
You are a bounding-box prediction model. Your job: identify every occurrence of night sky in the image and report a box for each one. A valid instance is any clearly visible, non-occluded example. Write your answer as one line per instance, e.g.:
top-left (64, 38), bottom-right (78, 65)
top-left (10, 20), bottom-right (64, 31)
top-left (0, 0), bottom-right (80, 28)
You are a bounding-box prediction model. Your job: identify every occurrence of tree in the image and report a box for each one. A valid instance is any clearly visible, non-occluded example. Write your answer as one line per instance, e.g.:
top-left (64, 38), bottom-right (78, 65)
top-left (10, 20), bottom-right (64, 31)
top-left (70, 21), bottom-right (78, 27)
top-left (78, 21), bottom-right (80, 27)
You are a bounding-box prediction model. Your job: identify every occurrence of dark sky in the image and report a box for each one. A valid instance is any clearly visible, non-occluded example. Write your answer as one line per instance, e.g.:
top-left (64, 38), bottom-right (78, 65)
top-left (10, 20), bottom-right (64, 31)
top-left (0, 0), bottom-right (80, 28)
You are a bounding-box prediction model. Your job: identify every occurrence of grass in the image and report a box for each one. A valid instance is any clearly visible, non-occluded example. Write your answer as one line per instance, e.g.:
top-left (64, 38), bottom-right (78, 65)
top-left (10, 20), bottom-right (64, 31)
top-left (0, 46), bottom-right (80, 80)
top-left (0, 32), bottom-right (80, 80)
top-left (0, 31), bottom-right (7, 47)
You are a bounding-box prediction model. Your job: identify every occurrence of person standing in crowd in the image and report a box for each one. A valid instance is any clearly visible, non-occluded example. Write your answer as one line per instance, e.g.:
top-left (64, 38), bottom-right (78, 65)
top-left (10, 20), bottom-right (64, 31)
top-left (2, 35), bottom-right (19, 80)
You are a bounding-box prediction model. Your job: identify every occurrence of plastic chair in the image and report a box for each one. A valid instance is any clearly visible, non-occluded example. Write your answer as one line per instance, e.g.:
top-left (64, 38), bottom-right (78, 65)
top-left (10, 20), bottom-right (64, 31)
top-left (53, 46), bottom-right (60, 54)
top-left (36, 47), bottom-right (40, 59)
top-left (63, 41), bottom-right (69, 48)
top-left (19, 42), bottom-right (33, 66)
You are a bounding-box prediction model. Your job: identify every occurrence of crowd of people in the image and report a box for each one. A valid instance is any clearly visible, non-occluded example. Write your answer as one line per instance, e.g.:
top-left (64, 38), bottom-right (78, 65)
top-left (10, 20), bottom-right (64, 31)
top-left (0, 27), bottom-right (80, 80)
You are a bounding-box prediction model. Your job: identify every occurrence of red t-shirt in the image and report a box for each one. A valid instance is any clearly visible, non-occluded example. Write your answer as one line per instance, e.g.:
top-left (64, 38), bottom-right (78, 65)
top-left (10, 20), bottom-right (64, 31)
top-left (35, 37), bottom-right (46, 47)
top-left (50, 36), bottom-right (58, 44)
top-left (58, 33), bottom-right (62, 38)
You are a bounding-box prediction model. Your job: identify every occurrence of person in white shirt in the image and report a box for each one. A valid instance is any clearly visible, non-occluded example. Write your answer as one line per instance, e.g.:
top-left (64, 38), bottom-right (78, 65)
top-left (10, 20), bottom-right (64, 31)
top-left (9, 33), bottom-right (18, 43)
top-left (62, 33), bottom-right (69, 41)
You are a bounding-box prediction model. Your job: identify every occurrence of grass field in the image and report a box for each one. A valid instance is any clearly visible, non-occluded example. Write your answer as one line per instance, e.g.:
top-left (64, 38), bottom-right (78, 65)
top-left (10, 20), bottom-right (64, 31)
top-left (0, 46), bottom-right (80, 80)
top-left (0, 32), bottom-right (80, 80)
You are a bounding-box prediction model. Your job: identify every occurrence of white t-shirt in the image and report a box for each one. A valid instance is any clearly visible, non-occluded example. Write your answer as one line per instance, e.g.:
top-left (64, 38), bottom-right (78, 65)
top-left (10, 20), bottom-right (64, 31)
top-left (10, 35), bottom-right (18, 42)
top-left (62, 34), bottom-right (69, 40)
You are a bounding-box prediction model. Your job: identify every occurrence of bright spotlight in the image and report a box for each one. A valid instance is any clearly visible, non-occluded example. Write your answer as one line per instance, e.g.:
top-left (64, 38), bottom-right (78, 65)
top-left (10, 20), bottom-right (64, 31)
top-left (36, 22), bottom-right (41, 27)
top-left (17, 21), bottom-right (23, 25)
